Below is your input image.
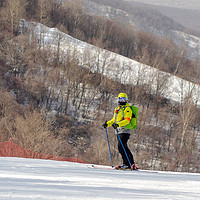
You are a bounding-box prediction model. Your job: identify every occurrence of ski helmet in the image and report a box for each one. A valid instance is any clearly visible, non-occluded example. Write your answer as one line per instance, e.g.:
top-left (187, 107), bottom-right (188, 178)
top-left (118, 93), bottom-right (128, 105)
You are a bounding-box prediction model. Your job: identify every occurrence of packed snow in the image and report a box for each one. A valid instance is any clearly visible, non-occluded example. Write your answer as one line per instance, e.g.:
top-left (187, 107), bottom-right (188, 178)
top-left (0, 157), bottom-right (200, 200)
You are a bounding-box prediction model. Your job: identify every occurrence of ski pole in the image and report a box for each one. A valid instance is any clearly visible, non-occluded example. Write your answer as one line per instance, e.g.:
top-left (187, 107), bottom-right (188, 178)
top-left (105, 128), bottom-right (114, 167)
top-left (115, 128), bottom-right (132, 168)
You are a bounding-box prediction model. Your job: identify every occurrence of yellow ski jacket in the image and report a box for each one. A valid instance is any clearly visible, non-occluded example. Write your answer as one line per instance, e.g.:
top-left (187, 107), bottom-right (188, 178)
top-left (107, 103), bottom-right (132, 129)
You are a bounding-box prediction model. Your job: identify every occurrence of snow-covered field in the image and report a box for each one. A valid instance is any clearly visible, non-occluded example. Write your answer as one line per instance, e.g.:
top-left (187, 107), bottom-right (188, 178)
top-left (0, 157), bottom-right (200, 200)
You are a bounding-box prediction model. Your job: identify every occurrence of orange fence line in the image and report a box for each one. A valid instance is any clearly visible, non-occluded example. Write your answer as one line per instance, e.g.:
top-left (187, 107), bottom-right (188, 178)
top-left (0, 139), bottom-right (88, 164)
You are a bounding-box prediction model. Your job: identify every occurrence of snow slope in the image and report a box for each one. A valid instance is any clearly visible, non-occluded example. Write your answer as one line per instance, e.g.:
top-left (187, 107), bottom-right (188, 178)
top-left (19, 20), bottom-right (200, 106)
top-left (0, 157), bottom-right (200, 200)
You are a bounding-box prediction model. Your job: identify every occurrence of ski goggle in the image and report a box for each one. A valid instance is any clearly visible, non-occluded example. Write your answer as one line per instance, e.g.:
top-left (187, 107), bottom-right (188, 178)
top-left (118, 97), bottom-right (127, 103)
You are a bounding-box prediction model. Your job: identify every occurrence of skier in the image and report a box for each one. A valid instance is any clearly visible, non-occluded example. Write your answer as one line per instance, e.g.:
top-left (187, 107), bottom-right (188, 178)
top-left (102, 93), bottom-right (138, 170)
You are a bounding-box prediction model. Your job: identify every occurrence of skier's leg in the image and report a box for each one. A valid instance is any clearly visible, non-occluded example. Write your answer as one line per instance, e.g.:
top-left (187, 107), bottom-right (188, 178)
top-left (117, 133), bottom-right (134, 167)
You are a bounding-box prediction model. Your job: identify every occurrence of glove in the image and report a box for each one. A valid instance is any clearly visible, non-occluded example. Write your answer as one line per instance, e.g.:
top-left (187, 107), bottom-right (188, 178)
top-left (112, 123), bottom-right (119, 129)
top-left (102, 121), bottom-right (108, 129)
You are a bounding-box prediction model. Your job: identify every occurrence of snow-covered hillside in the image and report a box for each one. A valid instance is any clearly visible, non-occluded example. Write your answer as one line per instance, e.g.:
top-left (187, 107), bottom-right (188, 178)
top-left (0, 157), bottom-right (200, 200)
top-left (19, 20), bottom-right (200, 106)
top-left (171, 30), bottom-right (200, 60)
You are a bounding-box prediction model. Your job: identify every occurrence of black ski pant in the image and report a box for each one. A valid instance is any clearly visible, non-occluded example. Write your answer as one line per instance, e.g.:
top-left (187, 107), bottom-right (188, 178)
top-left (117, 133), bottom-right (134, 167)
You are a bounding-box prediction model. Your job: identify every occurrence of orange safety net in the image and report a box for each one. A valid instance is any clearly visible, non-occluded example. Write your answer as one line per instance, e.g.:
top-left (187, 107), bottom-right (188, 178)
top-left (0, 140), bottom-right (88, 164)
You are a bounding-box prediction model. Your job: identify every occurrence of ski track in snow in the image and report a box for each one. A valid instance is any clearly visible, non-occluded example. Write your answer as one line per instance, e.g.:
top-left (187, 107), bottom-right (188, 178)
top-left (0, 157), bottom-right (200, 200)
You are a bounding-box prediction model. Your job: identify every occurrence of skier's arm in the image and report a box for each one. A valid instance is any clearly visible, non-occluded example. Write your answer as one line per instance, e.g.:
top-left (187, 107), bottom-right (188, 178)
top-left (107, 114), bottom-right (115, 127)
top-left (107, 107), bottom-right (119, 127)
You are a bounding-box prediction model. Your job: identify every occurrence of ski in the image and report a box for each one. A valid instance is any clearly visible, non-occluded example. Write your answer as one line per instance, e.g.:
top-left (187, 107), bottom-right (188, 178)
top-left (87, 164), bottom-right (158, 173)
top-left (87, 164), bottom-right (114, 170)
top-left (114, 166), bottom-right (158, 173)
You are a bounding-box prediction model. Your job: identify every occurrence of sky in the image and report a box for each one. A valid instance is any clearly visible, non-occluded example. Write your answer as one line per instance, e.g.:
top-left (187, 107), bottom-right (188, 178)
top-left (0, 157), bottom-right (200, 200)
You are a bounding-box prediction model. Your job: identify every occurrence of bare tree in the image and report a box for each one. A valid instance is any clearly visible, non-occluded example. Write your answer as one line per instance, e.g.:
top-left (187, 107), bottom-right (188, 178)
top-left (178, 97), bottom-right (196, 150)
top-left (0, 108), bottom-right (70, 158)
top-left (37, 0), bottom-right (53, 25)
top-left (1, 0), bottom-right (27, 34)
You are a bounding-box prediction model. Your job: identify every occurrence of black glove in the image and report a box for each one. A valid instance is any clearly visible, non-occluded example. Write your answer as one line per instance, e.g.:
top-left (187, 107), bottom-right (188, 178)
top-left (112, 123), bottom-right (119, 129)
top-left (102, 121), bottom-right (108, 129)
